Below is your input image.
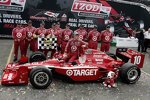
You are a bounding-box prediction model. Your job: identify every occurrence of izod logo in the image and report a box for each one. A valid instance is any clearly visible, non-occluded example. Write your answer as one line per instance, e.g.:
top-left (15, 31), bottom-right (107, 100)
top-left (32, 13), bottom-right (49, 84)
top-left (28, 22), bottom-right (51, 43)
top-left (71, 0), bottom-right (102, 14)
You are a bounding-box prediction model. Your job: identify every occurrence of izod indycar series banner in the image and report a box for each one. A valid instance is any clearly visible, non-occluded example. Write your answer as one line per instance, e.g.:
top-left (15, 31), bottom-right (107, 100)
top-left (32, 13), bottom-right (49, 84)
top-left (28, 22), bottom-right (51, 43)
top-left (0, 0), bottom-right (109, 38)
top-left (0, 0), bottom-right (113, 38)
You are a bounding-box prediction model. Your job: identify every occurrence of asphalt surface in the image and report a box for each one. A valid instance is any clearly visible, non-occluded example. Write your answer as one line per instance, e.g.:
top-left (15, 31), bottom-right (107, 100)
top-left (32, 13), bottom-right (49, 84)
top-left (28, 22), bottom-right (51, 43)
top-left (0, 39), bottom-right (150, 100)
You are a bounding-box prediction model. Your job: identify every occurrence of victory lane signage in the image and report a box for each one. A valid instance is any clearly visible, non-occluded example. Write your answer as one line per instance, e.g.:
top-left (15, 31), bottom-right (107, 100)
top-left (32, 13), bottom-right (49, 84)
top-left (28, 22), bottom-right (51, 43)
top-left (0, 0), bottom-right (26, 12)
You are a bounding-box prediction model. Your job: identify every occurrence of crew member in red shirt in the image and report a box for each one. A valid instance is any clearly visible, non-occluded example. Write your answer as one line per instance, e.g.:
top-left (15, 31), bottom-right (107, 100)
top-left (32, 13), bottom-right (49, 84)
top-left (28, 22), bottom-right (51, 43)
top-left (100, 25), bottom-right (113, 52)
top-left (64, 32), bottom-right (88, 62)
top-left (33, 21), bottom-right (48, 51)
top-left (61, 24), bottom-right (73, 53)
top-left (54, 22), bottom-right (63, 50)
top-left (24, 20), bottom-right (36, 56)
top-left (74, 24), bottom-right (87, 41)
top-left (88, 26), bottom-right (100, 49)
top-left (45, 23), bottom-right (56, 58)
top-left (12, 23), bottom-right (26, 61)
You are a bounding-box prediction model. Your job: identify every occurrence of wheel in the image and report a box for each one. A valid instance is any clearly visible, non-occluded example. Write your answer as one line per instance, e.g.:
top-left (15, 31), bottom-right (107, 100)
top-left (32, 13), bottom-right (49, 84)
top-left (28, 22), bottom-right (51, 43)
top-left (120, 63), bottom-right (141, 84)
top-left (29, 51), bottom-right (46, 63)
top-left (29, 67), bottom-right (52, 89)
top-left (106, 52), bottom-right (117, 60)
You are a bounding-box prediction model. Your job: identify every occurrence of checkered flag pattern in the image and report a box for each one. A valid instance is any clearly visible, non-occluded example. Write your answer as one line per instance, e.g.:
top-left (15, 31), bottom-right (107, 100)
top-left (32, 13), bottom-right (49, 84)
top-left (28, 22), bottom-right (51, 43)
top-left (38, 36), bottom-right (57, 50)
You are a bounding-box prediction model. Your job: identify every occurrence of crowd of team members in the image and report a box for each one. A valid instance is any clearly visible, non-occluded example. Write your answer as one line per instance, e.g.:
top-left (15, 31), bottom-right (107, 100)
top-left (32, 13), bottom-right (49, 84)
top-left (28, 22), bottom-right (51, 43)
top-left (12, 20), bottom-right (113, 62)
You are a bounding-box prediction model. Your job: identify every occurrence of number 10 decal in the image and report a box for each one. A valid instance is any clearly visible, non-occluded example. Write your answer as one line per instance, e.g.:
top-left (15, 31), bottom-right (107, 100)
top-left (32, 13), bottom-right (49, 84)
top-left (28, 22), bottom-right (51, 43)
top-left (134, 56), bottom-right (141, 65)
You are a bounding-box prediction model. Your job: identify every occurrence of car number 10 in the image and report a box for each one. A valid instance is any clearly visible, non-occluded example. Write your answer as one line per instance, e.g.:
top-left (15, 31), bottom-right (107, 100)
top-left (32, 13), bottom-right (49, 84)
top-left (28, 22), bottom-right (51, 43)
top-left (134, 56), bottom-right (141, 65)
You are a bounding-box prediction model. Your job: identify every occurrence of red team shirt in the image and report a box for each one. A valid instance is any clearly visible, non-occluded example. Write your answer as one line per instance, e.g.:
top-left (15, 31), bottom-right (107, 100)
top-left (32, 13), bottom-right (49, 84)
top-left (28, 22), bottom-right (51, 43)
top-left (35, 28), bottom-right (48, 36)
top-left (12, 27), bottom-right (26, 41)
top-left (65, 39), bottom-right (85, 55)
top-left (61, 29), bottom-right (73, 42)
top-left (88, 30), bottom-right (100, 42)
top-left (24, 26), bottom-right (36, 40)
top-left (75, 29), bottom-right (87, 41)
top-left (100, 30), bottom-right (113, 43)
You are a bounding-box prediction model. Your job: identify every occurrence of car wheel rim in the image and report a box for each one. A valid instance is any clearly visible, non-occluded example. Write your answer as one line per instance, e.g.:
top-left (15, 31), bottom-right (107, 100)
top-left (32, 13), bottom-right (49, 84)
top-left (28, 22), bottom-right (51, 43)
top-left (127, 69), bottom-right (138, 81)
top-left (34, 72), bottom-right (49, 86)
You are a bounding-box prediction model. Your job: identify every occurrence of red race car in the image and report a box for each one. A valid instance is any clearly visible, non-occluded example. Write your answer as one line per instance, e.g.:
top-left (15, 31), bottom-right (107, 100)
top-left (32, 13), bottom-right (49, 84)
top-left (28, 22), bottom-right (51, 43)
top-left (1, 48), bottom-right (145, 89)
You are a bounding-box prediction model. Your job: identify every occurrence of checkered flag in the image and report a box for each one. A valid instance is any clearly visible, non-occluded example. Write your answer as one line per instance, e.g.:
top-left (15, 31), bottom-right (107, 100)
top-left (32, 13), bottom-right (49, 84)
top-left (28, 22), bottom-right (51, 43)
top-left (38, 36), bottom-right (57, 50)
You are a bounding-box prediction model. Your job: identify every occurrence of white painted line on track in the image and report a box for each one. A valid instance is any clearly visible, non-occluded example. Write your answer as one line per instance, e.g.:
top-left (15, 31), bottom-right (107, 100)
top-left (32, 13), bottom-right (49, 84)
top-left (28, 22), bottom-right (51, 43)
top-left (6, 44), bottom-right (14, 66)
top-left (141, 70), bottom-right (150, 77)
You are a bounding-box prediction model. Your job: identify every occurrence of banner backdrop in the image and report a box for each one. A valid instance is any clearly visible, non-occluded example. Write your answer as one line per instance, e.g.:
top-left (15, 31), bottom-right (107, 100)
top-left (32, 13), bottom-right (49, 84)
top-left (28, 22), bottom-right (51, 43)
top-left (0, 0), bottom-right (150, 38)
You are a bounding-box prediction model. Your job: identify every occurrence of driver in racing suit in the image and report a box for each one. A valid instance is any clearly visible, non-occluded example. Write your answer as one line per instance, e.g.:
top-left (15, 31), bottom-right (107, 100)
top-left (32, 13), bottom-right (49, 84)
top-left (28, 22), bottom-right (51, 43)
top-left (24, 20), bottom-right (36, 56)
top-left (12, 23), bottom-right (26, 62)
top-left (100, 25), bottom-right (113, 52)
top-left (88, 26), bottom-right (100, 49)
top-left (63, 32), bottom-right (88, 63)
top-left (61, 24), bottom-right (73, 54)
top-left (74, 24), bottom-right (87, 41)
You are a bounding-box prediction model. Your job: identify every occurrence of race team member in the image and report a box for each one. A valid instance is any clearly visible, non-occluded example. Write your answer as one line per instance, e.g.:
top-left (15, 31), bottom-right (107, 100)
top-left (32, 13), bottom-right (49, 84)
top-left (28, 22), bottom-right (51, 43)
top-left (12, 23), bottom-right (26, 61)
top-left (61, 24), bottom-right (73, 53)
top-left (24, 20), bottom-right (36, 56)
top-left (45, 23), bottom-right (56, 58)
top-left (74, 24), bottom-right (87, 41)
top-left (144, 28), bottom-right (150, 52)
top-left (64, 32), bottom-right (88, 62)
top-left (88, 26), bottom-right (100, 49)
top-left (54, 22), bottom-right (63, 49)
top-left (33, 21), bottom-right (48, 51)
top-left (100, 25), bottom-right (113, 52)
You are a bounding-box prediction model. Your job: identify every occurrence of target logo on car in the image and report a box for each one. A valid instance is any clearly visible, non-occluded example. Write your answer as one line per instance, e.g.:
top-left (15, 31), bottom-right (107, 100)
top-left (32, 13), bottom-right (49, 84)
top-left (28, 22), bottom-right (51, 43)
top-left (66, 69), bottom-right (98, 76)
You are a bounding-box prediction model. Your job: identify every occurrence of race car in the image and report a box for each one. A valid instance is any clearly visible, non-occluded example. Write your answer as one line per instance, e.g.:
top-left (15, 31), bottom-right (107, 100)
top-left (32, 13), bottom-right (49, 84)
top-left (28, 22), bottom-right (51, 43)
top-left (1, 48), bottom-right (145, 89)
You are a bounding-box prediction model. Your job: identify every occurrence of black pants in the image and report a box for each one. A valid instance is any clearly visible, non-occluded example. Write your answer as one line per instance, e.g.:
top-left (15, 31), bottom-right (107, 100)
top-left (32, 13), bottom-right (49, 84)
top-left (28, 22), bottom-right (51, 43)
top-left (138, 40), bottom-right (144, 52)
top-left (144, 39), bottom-right (150, 52)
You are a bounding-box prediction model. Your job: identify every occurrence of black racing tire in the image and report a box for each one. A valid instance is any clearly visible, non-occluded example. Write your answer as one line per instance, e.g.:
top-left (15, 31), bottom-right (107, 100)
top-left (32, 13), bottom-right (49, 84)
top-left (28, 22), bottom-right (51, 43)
top-left (106, 52), bottom-right (117, 60)
top-left (29, 51), bottom-right (46, 63)
top-left (120, 63), bottom-right (141, 84)
top-left (29, 67), bottom-right (52, 89)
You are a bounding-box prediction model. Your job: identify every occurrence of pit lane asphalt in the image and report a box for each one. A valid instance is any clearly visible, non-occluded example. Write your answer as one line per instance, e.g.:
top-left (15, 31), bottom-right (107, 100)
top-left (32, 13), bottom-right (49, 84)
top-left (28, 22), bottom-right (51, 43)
top-left (0, 39), bottom-right (150, 100)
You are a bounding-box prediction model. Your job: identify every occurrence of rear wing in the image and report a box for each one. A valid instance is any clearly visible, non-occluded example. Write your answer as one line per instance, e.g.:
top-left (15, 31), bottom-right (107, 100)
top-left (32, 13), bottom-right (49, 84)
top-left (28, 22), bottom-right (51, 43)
top-left (116, 48), bottom-right (145, 68)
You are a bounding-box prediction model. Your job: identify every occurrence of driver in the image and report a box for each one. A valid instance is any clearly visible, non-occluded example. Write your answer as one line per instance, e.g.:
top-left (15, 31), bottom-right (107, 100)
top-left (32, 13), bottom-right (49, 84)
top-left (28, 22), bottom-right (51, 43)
top-left (63, 32), bottom-right (88, 63)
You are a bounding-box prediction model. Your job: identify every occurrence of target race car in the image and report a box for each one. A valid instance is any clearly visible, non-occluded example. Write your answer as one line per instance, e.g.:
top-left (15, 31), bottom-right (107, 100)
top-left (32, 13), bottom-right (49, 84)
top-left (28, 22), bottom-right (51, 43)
top-left (1, 48), bottom-right (145, 89)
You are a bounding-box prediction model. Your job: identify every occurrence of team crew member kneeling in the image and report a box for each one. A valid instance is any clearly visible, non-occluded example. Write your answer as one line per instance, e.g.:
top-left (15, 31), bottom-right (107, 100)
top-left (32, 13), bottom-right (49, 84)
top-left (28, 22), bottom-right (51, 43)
top-left (63, 32), bottom-right (88, 63)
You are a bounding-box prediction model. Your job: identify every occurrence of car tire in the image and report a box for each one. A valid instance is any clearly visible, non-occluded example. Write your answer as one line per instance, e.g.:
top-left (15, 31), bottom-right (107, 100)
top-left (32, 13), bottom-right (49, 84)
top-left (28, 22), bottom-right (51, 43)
top-left (106, 52), bottom-right (117, 60)
top-left (29, 51), bottom-right (46, 63)
top-left (29, 67), bottom-right (52, 89)
top-left (120, 63), bottom-right (141, 84)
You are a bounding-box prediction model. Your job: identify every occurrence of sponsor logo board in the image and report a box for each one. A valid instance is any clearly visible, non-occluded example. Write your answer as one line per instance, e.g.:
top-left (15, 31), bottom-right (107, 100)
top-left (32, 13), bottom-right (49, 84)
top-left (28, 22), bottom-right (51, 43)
top-left (71, 0), bottom-right (111, 18)
top-left (0, 0), bottom-right (26, 12)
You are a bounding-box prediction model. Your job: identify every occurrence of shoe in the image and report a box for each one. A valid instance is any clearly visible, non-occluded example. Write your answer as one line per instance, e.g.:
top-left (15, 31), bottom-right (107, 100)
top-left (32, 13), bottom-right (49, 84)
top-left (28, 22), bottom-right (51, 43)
top-left (13, 58), bottom-right (17, 62)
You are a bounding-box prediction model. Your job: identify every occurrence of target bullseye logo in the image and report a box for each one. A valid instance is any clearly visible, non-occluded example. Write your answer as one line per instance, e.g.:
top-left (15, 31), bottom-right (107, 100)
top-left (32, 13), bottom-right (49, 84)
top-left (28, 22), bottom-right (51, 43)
top-left (105, 36), bottom-right (110, 41)
top-left (64, 35), bottom-right (69, 40)
top-left (16, 32), bottom-right (22, 38)
top-left (66, 70), bottom-right (73, 76)
top-left (27, 32), bottom-right (32, 37)
top-left (71, 46), bottom-right (77, 51)
top-left (92, 36), bottom-right (97, 41)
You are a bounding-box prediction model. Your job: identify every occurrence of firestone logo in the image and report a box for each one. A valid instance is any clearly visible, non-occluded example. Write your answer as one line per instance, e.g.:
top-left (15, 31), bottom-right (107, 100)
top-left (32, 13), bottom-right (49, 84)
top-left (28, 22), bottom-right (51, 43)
top-left (71, 0), bottom-right (102, 14)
